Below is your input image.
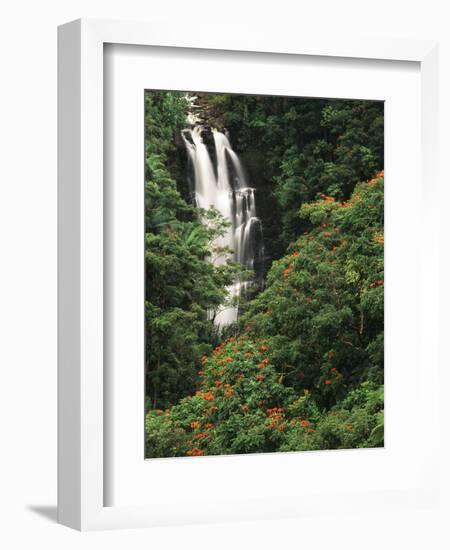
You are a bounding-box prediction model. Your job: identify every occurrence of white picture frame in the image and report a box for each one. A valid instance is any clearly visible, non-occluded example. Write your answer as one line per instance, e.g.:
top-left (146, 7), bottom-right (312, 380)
top-left (58, 18), bottom-right (440, 531)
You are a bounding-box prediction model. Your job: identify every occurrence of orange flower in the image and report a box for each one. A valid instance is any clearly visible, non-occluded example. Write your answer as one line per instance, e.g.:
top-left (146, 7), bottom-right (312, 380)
top-left (225, 390), bottom-right (232, 397)
top-left (374, 233), bottom-right (384, 244)
top-left (258, 362), bottom-right (265, 369)
top-left (307, 428), bottom-right (314, 434)
top-left (256, 373), bottom-right (265, 381)
top-left (244, 352), bottom-right (253, 357)
top-left (330, 367), bottom-right (337, 373)
top-left (300, 420), bottom-right (309, 427)
top-left (215, 380), bottom-right (221, 387)
top-left (190, 421), bottom-right (200, 429)
top-left (259, 344), bottom-right (268, 352)
top-left (187, 447), bottom-right (204, 457)
top-left (202, 391), bottom-right (214, 401)
top-left (325, 379), bottom-right (332, 385)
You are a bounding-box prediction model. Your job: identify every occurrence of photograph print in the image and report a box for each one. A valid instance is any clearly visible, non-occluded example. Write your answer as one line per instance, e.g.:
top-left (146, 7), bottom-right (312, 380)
top-left (144, 91), bottom-right (384, 458)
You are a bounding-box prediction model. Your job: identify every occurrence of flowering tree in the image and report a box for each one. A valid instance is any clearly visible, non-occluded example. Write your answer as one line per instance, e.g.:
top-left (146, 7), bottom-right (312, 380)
top-left (146, 338), bottom-right (383, 457)
top-left (241, 173), bottom-right (384, 409)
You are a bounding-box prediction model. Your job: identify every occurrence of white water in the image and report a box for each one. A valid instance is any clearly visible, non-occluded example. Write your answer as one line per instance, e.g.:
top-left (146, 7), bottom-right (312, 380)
top-left (182, 125), bottom-right (264, 327)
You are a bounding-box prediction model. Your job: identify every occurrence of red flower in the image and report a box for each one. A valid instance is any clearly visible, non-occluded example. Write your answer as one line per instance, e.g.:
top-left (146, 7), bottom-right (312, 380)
top-left (242, 405), bottom-right (249, 412)
top-left (300, 420), bottom-right (309, 427)
top-left (325, 379), bottom-right (332, 385)
top-left (187, 447), bottom-right (204, 457)
top-left (258, 362), bottom-right (265, 369)
top-left (259, 344), bottom-right (268, 352)
top-left (215, 380), bottom-right (221, 387)
top-left (307, 428), bottom-right (314, 434)
top-left (225, 390), bottom-right (232, 397)
top-left (256, 373), bottom-right (265, 381)
top-left (190, 421), bottom-right (200, 429)
top-left (330, 367), bottom-right (337, 373)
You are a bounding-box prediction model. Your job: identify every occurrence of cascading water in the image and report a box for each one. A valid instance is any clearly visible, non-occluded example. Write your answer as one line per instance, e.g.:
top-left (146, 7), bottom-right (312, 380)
top-left (182, 122), bottom-right (264, 328)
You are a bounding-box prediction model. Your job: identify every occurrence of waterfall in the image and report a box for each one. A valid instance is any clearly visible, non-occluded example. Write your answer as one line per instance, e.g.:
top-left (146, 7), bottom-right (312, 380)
top-left (182, 124), bottom-right (264, 327)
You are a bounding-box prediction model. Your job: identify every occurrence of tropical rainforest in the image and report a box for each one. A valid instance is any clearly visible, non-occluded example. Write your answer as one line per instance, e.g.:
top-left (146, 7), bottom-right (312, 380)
top-left (144, 90), bottom-right (384, 458)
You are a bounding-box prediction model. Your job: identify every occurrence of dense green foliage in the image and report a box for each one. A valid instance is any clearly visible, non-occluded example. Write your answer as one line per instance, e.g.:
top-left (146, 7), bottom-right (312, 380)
top-left (203, 94), bottom-right (383, 254)
top-left (144, 91), bottom-right (384, 455)
top-left (146, 337), bottom-right (383, 457)
top-left (145, 92), bottom-right (237, 408)
top-left (241, 174), bottom-right (384, 405)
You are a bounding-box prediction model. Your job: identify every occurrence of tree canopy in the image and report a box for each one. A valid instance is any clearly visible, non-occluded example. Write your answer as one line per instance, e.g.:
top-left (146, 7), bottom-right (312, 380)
top-left (144, 91), bottom-right (384, 455)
